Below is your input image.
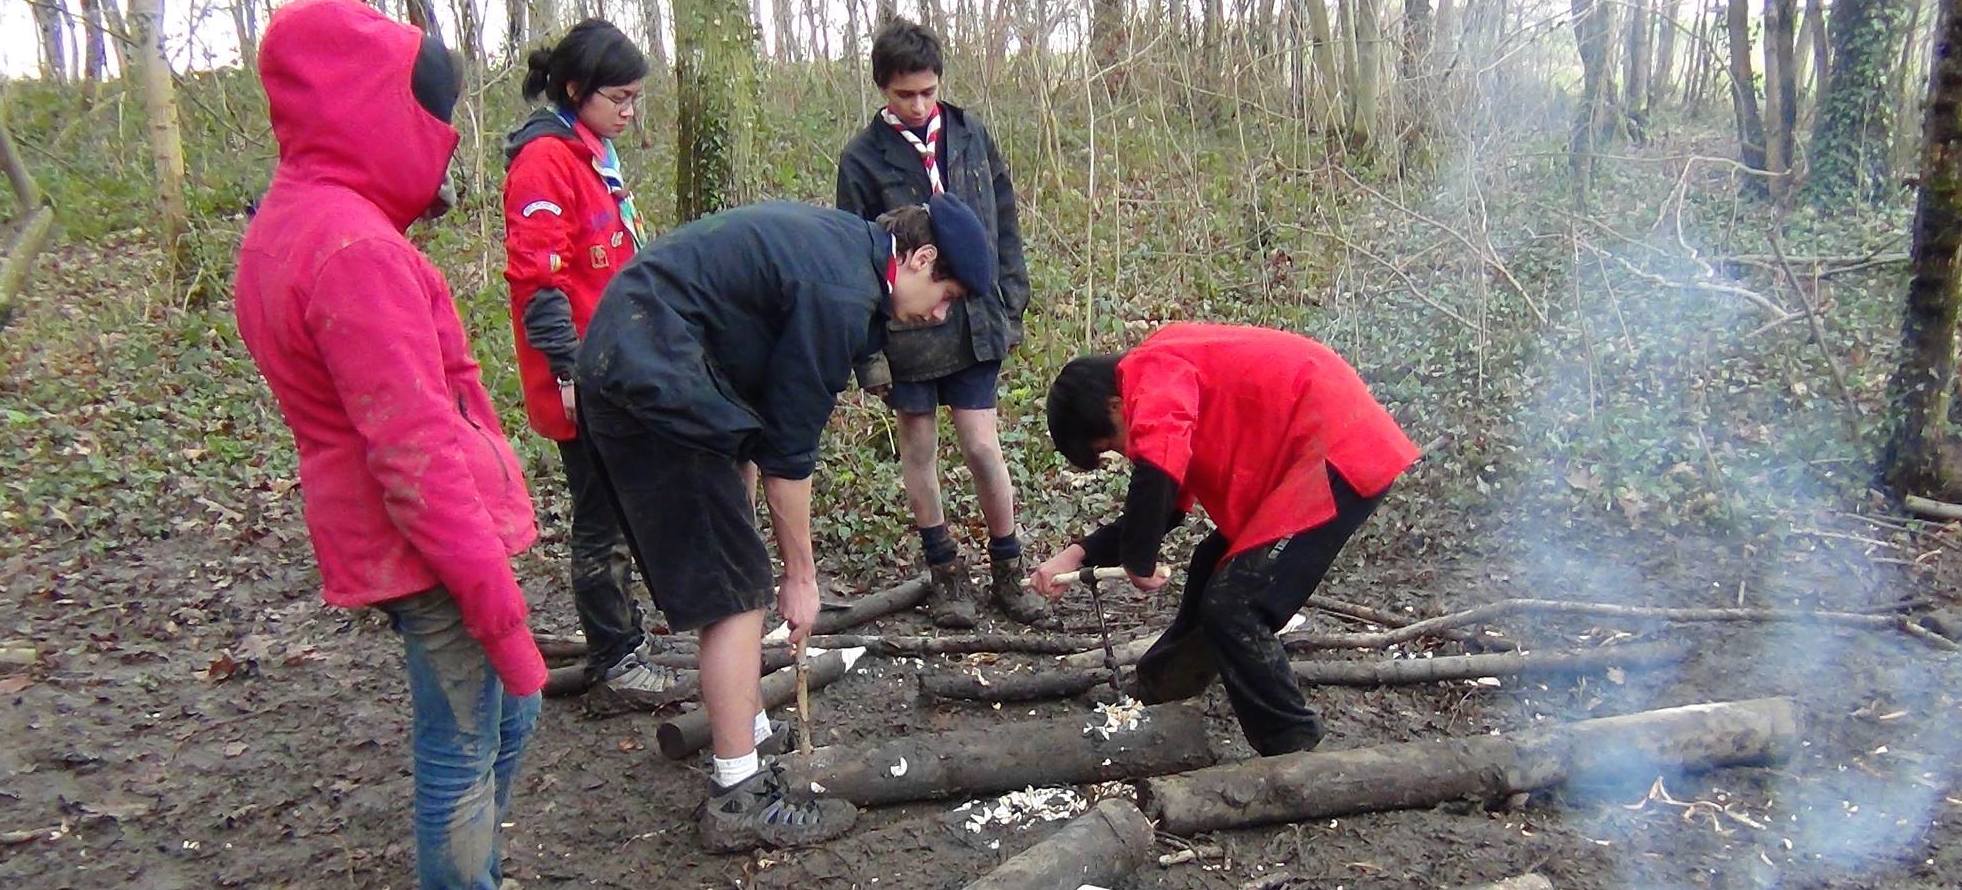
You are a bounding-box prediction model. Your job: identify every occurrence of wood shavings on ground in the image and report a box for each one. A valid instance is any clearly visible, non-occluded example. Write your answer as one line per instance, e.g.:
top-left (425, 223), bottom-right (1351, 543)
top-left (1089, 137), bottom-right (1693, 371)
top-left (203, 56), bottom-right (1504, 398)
top-left (1086, 696), bottom-right (1147, 739)
top-left (952, 786), bottom-right (1089, 833)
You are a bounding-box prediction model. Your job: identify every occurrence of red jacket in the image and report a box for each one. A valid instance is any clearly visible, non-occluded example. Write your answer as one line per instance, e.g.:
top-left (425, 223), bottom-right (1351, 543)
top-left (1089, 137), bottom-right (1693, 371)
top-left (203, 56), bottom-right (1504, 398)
top-left (502, 111), bottom-right (640, 440)
top-left (233, 0), bottom-right (545, 695)
top-left (1119, 323), bottom-right (1420, 560)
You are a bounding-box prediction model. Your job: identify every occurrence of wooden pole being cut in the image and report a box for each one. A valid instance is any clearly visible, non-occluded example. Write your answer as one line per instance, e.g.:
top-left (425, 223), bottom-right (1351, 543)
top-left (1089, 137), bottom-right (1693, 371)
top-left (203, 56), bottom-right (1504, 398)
top-left (1138, 697), bottom-right (1798, 833)
top-left (1290, 642), bottom-right (1688, 686)
top-left (781, 704), bottom-right (1215, 806)
top-left (961, 799), bottom-right (1154, 890)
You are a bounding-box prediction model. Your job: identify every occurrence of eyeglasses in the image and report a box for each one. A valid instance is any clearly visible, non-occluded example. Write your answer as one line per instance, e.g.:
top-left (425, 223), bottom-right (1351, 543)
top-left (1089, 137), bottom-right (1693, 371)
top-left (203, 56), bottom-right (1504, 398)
top-left (595, 89), bottom-right (643, 109)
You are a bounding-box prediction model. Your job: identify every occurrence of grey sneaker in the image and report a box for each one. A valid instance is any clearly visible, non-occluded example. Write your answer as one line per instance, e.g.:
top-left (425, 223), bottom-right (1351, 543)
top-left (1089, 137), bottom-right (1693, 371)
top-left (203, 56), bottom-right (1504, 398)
top-left (989, 554), bottom-right (1052, 626)
top-left (697, 765), bottom-right (858, 852)
top-left (594, 648), bottom-right (697, 710)
top-left (924, 558), bottom-right (979, 629)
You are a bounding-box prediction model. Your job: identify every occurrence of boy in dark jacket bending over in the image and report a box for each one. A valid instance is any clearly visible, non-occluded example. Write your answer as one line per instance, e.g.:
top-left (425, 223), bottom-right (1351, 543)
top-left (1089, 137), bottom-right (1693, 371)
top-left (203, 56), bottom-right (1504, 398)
top-left (576, 194), bottom-right (994, 851)
top-left (1030, 323), bottom-right (1421, 756)
top-left (836, 19), bottom-right (1046, 629)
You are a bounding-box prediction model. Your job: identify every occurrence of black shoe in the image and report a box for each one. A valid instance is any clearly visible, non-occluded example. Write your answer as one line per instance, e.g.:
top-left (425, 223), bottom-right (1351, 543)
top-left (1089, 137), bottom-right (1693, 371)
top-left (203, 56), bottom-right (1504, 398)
top-left (697, 766), bottom-right (858, 852)
top-left (925, 558), bottom-right (979, 629)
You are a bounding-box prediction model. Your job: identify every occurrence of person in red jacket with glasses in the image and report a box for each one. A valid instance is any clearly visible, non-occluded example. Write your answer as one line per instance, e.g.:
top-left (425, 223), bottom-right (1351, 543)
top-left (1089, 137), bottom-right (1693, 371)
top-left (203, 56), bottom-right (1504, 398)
top-left (233, 1), bottom-right (544, 887)
top-left (502, 20), bottom-right (685, 708)
top-left (1030, 323), bottom-right (1420, 757)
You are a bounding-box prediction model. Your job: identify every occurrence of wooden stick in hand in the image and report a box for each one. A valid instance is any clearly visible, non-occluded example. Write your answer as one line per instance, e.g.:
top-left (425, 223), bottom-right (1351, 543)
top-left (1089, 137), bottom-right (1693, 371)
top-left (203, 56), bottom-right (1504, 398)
top-left (1036, 565), bottom-right (1173, 587)
top-left (793, 640), bottom-right (813, 756)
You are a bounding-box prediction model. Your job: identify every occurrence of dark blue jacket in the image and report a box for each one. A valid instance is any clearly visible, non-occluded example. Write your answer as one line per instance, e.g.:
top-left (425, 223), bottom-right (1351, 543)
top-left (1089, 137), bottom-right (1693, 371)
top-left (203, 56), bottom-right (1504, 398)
top-left (576, 201), bottom-right (892, 480)
top-left (836, 102), bottom-right (1029, 384)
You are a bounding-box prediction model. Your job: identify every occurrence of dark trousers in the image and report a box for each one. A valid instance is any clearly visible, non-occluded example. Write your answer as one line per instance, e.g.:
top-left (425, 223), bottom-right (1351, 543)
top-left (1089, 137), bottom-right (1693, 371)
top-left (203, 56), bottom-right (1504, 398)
top-left (1136, 469), bottom-right (1385, 755)
top-left (557, 439), bottom-right (644, 679)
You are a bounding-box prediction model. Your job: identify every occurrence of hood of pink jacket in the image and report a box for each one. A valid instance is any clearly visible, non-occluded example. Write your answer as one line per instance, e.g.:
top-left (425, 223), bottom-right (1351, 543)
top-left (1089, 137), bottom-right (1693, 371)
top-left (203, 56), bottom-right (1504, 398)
top-left (260, 0), bottom-right (457, 230)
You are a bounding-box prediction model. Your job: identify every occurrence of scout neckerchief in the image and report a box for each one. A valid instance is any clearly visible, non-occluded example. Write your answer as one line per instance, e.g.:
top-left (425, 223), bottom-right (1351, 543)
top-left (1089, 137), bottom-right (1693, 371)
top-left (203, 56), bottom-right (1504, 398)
top-left (879, 104), bottom-right (944, 195)
top-left (558, 107), bottom-right (644, 249)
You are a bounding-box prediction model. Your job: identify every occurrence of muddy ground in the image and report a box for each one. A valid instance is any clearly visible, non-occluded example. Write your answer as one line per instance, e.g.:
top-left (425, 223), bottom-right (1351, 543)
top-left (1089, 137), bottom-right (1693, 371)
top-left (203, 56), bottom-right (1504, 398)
top-left (3, 500), bottom-right (1960, 890)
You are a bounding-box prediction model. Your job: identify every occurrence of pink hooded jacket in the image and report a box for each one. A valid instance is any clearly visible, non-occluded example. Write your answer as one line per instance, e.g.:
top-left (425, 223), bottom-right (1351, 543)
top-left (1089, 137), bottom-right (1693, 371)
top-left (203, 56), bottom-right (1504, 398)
top-left (233, 0), bottom-right (545, 695)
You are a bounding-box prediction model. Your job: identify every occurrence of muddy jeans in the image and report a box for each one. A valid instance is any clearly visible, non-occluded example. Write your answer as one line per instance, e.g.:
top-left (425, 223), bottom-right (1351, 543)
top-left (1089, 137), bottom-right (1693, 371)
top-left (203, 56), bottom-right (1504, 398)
top-left (381, 587), bottom-right (541, 890)
top-left (558, 439), bottom-right (644, 679)
top-left (1136, 470), bottom-right (1385, 755)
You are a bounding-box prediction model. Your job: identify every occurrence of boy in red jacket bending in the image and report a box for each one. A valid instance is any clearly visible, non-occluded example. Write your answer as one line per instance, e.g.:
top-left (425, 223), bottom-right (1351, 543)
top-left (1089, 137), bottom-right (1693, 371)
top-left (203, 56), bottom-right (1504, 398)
top-left (1030, 323), bottom-right (1419, 756)
top-left (233, 2), bottom-right (543, 886)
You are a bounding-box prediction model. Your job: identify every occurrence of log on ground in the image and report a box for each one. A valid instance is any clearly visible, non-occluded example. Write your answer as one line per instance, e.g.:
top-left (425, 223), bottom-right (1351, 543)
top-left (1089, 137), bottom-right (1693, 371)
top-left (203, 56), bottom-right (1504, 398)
top-left (961, 798), bottom-right (1154, 890)
top-left (920, 667), bottom-right (1116, 702)
top-left (1138, 696), bottom-right (1798, 833)
top-left (1290, 641), bottom-right (1688, 686)
top-left (782, 704), bottom-right (1214, 806)
top-left (1452, 876), bottom-right (1554, 890)
top-left (813, 576), bottom-right (930, 635)
top-left (655, 647), bottom-right (861, 759)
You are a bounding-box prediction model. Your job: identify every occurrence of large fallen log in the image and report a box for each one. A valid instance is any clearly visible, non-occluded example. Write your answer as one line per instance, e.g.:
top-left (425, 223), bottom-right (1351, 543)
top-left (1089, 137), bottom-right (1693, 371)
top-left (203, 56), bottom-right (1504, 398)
top-left (928, 643), bottom-right (1685, 703)
top-left (781, 704), bottom-right (1214, 806)
top-left (1137, 696), bottom-right (1797, 834)
top-left (1290, 642), bottom-right (1688, 686)
top-left (654, 647), bottom-right (863, 759)
top-left (961, 799), bottom-right (1154, 890)
top-left (920, 668), bottom-right (1118, 702)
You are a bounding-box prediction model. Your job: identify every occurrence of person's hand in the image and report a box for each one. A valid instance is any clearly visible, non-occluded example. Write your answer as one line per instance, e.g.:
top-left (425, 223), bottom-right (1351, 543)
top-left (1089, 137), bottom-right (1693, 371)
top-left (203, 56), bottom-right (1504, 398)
top-left (558, 379), bottom-right (577, 422)
top-left (1128, 566), bottom-right (1171, 592)
top-left (1028, 547), bottom-right (1086, 601)
top-left (778, 575), bottom-right (821, 645)
top-left (866, 383), bottom-right (892, 405)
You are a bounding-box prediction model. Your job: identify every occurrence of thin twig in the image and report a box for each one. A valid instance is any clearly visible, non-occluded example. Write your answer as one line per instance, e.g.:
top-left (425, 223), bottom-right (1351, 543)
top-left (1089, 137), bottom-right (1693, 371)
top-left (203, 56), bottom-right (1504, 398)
top-left (1767, 231), bottom-right (1862, 433)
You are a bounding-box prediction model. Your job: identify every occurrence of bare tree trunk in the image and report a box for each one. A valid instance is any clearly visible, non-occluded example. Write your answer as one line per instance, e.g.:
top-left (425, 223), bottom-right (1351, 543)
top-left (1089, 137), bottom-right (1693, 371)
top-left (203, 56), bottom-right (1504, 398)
top-left (771, 0), bottom-right (797, 59)
top-left (675, 0), bottom-right (759, 221)
top-left (1883, 0), bottom-right (1962, 499)
top-left (1401, 0), bottom-right (1432, 79)
top-left (0, 120), bottom-right (57, 327)
top-left (1207, 0), bottom-right (1225, 53)
top-left (805, 0), bottom-right (828, 61)
top-left (1650, 0), bottom-right (1678, 108)
top-left (1796, 0), bottom-right (1823, 97)
top-left (1570, 0), bottom-right (1615, 198)
top-left (229, 1), bottom-right (259, 73)
top-left (1727, 0), bottom-right (1769, 192)
top-left (1764, 0), bottom-right (1798, 195)
top-left (922, 0), bottom-right (944, 34)
top-left (455, 0), bottom-right (485, 71)
top-left (877, 0), bottom-right (897, 26)
top-left (32, 1), bottom-right (71, 83)
top-left (99, 0), bottom-right (131, 74)
top-left (1351, 0), bottom-right (1384, 150)
top-left (506, 0), bottom-right (526, 60)
top-left (1094, 0), bottom-right (1126, 79)
top-left (1293, 0), bottom-right (1340, 122)
top-left (129, 0), bottom-right (190, 282)
top-left (1435, 0), bottom-right (1456, 65)
top-left (78, 0), bottom-right (109, 98)
top-left (528, 0), bottom-right (558, 44)
top-left (1624, 0), bottom-right (1652, 129)
top-left (1894, 0), bottom-right (1932, 175)
top-left (1808, 0), bottom-right (1912, 203)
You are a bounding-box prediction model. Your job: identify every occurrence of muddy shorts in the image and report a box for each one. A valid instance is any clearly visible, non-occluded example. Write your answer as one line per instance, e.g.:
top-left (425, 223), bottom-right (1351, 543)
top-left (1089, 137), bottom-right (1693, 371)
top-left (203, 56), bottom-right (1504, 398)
top-left (581, 411), bottom-right (773, 633)
top-left (887, 360), bottom-right (1001, 414)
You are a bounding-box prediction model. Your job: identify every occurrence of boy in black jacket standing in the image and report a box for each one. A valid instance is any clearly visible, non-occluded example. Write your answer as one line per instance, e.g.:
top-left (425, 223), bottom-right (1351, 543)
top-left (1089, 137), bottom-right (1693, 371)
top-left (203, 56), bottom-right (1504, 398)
top-left (836, 19), bottom-right (1046, 629)
top-left (576, 195), bottom-right (994, 851)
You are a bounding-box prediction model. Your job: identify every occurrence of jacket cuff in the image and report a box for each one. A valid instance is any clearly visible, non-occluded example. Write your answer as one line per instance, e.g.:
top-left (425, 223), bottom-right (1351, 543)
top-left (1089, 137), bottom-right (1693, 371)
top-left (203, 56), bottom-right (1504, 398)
top-left (478, 624), bottom-right (548, 697)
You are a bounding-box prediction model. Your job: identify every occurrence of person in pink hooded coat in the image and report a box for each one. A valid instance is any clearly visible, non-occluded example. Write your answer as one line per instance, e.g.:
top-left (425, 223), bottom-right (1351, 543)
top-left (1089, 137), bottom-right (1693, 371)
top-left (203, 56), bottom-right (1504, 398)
top-left (233, 1), bottom-right (544, 886)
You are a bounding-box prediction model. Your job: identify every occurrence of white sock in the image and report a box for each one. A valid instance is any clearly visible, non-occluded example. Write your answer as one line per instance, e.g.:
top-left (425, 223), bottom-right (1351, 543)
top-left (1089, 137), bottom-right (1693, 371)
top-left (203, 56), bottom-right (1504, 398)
top-left (752, 711), bottom-right (773, 746)
top-left (712, 750), bottom-right (760, 789)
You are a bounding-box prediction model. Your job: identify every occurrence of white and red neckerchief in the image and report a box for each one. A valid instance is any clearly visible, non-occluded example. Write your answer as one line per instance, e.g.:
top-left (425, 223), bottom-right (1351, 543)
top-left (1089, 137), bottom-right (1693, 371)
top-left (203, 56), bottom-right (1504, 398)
top-left (884, 236), bottom-right (899, 294)
top-left (879, 104), bottom-right (944, 194)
